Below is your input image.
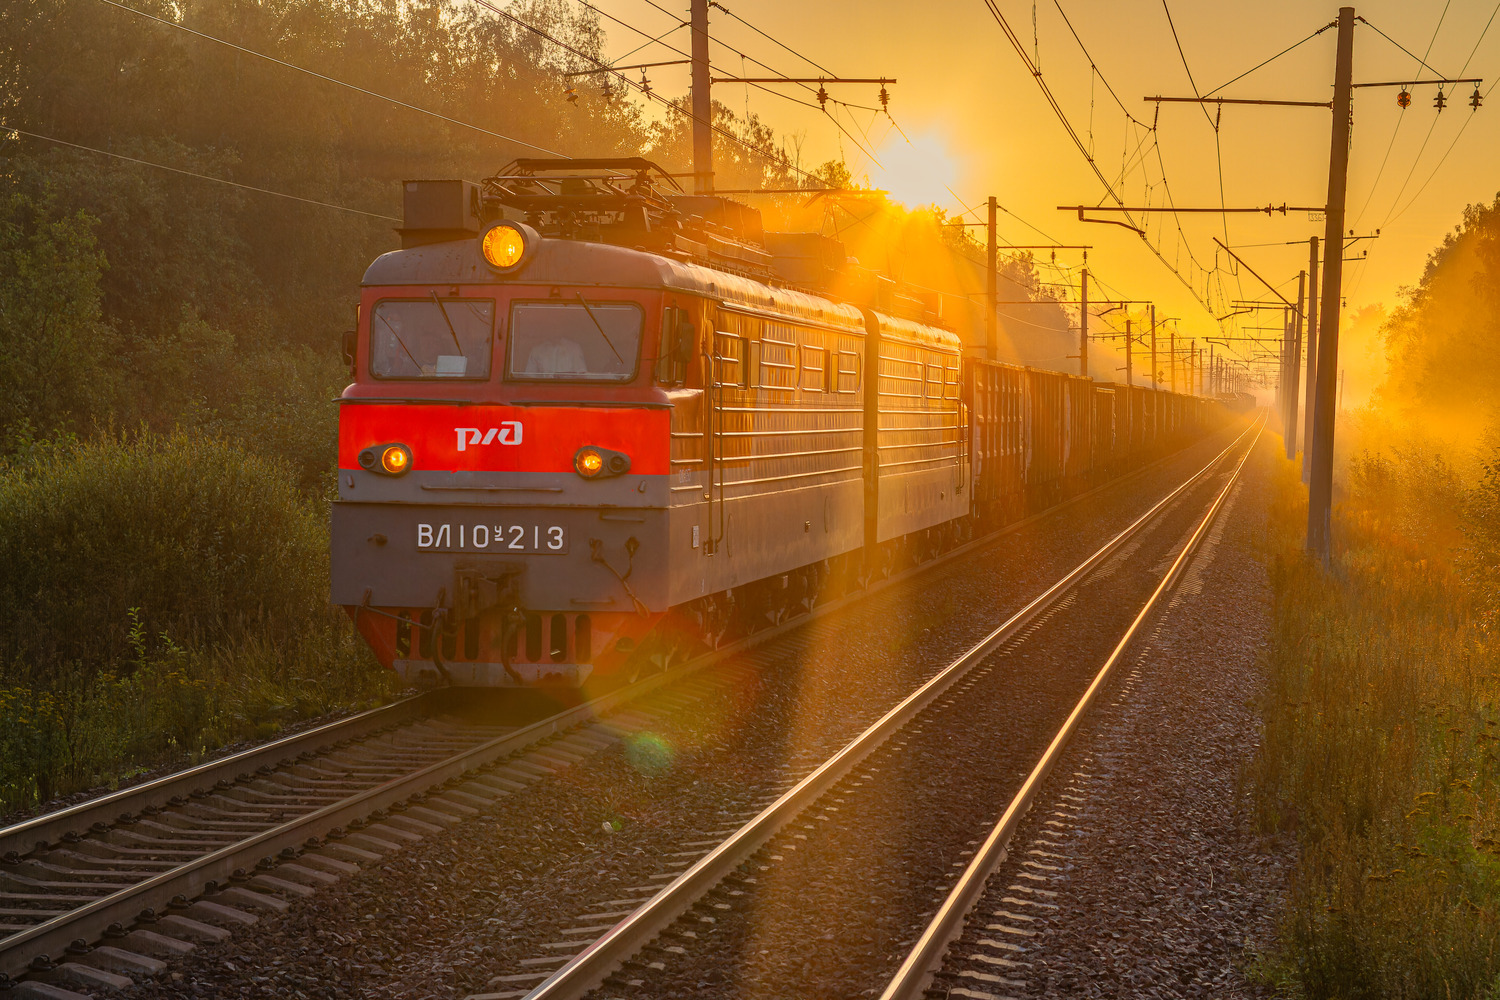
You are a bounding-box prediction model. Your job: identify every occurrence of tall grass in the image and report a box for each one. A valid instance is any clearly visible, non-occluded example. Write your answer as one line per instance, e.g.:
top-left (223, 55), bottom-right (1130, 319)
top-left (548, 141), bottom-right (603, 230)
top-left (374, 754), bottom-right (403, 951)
top-left (0, 432), bottom-right (396, 812)
top-left (1251, 451), bottom-right (1500, 998)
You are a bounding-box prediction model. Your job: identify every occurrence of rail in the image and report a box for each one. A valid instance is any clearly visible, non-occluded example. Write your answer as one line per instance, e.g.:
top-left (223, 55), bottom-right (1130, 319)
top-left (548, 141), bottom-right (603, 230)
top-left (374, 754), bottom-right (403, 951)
top-left (878, 412), bottom-right (1266, 1000)
top-left (519, 416), bottom-right (1262, 1000)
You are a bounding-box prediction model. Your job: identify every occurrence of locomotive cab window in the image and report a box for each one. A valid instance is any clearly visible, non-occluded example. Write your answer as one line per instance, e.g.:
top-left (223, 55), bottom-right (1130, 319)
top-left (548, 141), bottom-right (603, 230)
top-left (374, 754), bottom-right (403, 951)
top-left (370, 298), bottom-right (493, 379)
top-left (508, 299), bottom-right (643, 382)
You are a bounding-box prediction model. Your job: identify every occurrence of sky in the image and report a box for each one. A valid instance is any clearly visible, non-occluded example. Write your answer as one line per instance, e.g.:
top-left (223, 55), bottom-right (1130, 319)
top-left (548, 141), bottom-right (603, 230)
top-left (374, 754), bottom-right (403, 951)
top-left (582, 0), bottom-right (1500, 386)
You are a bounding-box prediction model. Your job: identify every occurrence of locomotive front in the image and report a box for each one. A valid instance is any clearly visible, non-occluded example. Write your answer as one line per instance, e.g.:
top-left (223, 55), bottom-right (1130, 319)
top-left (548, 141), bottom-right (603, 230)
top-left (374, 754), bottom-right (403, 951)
top-left (332, 177), bottom-right (692, 688)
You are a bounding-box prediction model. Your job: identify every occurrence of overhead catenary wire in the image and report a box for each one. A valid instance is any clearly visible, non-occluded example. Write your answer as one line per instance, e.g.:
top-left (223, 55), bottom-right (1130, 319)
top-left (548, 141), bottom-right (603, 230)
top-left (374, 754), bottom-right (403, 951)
top-left (566, 0), bottom-right (885, 167)
top-left (467, 0), bottom-right (819, 185)
top-left (1372, 3), bottom-right (1499, 227)
top-left (977, 0), bottom-right (1218, 321)
top-left (1357, 14), bottom-right (1454, 78)
top-left (1159, 0), bottom-right (1242, 305)
top-left (1051, 0), bottom-right (1148, 128)
top-left (1204, 21), bottom-right (1338, 97)
top-left (1352, 0), bottom-right (1453, 230)
top-left (92, 0), bottom-right (568, 157)
top-left (1, 124), bottom-right (400, 221)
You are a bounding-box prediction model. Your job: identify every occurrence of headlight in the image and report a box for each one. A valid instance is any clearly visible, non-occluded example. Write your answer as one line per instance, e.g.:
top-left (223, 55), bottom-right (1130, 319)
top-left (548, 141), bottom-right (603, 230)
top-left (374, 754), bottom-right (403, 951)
top-left (480, 221), bottom-right (537, 272)
top-left (359, 443), bottom-right (413, 476)
top-left (574, 446), bottom-right (630, 479)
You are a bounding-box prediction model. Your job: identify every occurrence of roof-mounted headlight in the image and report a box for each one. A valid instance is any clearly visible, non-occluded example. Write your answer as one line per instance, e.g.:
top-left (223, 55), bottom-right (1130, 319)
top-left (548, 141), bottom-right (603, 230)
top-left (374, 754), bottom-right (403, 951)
top-left (480, 220), bottom-right (538, 272)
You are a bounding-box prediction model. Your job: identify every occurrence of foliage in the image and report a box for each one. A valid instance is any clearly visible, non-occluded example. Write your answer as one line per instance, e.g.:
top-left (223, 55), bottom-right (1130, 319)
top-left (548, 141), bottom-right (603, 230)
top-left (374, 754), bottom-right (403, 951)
top-left (0, 431), bottom-right (394, 810)
top-left (0, 431), bottom-right (330, 674)
top-left (1251, 452), bottom-right (1500, 998)
top-left (0, 188), bottom-right (117, 446)
top-left (1369, 195), bottom-right (1500, 453)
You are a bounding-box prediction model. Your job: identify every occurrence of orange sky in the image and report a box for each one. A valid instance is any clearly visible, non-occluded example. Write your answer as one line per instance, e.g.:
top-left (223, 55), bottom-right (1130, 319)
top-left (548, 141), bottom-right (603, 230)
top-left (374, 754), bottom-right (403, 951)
top-left (586, 0), bottom-right (1500, 387)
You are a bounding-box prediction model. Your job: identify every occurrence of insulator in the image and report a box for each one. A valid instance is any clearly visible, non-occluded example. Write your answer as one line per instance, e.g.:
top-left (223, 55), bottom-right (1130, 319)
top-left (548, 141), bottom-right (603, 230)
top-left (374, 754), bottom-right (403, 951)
top-left (640, 70), bottom-right (652, 96)
top-left (564, 86), bottom-right (578, 105)
top-left (1434, 89), bottom-right (1447, 111)
top-left (1472, 87), bottom-right (1484, 110)
top-left (816, 83), bottom-right (829, 107)
top-left (878, 85), bottom-right (889, 109)
top-left (1396, 88), bottom-right (1411, 109)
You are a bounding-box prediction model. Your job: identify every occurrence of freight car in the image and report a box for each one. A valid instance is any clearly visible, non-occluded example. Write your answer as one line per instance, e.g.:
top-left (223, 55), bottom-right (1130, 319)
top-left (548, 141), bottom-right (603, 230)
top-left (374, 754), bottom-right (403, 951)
top-left (331, 159), bottom-right (1227, 689)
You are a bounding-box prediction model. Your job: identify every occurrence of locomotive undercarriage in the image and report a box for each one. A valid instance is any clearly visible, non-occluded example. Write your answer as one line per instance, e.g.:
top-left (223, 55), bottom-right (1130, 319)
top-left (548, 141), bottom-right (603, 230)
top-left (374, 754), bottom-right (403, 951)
top-left (351, 517), bottom-right (975, 690)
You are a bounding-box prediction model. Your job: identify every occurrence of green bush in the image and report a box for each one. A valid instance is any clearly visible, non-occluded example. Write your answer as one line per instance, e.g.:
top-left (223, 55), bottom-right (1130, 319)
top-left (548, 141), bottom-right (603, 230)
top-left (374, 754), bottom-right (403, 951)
top-left (0, 431), bottom-right (395, 810)
top-left (0, 430), bottom-right (329, 675)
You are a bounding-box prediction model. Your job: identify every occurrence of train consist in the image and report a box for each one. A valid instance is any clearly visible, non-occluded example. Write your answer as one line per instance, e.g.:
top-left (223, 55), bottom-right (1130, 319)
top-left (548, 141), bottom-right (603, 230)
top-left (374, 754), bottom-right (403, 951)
top-left (332, 159), bottom-right (1228, 688)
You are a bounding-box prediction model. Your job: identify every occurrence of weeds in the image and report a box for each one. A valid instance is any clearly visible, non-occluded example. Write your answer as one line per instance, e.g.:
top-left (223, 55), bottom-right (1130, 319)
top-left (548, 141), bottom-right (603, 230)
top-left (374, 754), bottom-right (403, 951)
top-left (1252, 452), bottom-right (1500, 998)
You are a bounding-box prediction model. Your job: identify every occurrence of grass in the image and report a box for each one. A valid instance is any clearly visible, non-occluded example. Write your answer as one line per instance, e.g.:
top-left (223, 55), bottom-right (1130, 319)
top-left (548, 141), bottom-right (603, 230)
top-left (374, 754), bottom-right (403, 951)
top-left (1250, 450), bottom-right (1500, 999)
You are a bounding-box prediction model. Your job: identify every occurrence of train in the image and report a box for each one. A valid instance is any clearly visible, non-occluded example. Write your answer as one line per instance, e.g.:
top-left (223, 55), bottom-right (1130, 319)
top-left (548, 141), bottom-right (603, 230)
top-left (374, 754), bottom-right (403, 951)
top-left (331, 159), bottom-right (1229, 688)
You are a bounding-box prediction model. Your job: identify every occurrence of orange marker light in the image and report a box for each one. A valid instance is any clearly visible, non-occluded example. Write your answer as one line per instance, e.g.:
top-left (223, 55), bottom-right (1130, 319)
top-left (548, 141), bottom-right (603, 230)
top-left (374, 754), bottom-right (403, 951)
top-left (575, 447), bottom-right (605, 478)
top-left (381, 444), bottom-right (411, 475)
top-left (481, 224), bottom-right (526, 269)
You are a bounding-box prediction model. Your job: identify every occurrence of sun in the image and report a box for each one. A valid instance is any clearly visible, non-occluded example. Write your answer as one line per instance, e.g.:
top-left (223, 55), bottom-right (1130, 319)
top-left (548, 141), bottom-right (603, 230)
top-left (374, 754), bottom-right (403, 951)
top-left (872, 131), bottom-right (959, 210)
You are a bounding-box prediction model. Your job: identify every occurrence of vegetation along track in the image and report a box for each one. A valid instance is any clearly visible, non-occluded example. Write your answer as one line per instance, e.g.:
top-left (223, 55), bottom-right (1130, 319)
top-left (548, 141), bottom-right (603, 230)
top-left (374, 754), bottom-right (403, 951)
top-left (506, 415), bottom-right (1264, 1000)
top-left (0, 429), bottom-right (1243, 997)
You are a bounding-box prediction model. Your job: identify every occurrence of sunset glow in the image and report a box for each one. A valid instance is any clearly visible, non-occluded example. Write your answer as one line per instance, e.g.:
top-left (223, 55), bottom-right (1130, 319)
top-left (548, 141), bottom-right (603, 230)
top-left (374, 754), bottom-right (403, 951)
top-left (871, 132), bottom-right (958, 210)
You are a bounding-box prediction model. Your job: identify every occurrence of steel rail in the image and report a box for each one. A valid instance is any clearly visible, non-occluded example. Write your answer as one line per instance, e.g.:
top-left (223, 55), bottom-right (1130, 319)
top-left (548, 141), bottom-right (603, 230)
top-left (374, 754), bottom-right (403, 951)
top-left (879, 414), bottom-right (1267, 1000)
top-left (520, 417), bottom-right (1262, 1000)
top-left (0, 693), bottom-right (437, 859)
top-left (0, 420), bottom-right (1243, 981)
top-left (0, 652), bottom-right (709, 979)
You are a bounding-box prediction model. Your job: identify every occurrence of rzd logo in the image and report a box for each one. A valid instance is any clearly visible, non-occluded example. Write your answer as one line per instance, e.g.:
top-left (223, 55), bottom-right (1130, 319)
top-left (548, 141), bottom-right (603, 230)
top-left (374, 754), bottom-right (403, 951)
top-left (455, 423), bottom-right (523, 451)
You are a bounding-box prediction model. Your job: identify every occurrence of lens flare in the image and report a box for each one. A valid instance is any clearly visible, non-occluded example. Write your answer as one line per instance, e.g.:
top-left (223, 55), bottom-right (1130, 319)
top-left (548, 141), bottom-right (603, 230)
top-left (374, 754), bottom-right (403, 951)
top-left (873, 132), bottom-right (959, 210)
top-left (624, 731), bottom-right (673, 775)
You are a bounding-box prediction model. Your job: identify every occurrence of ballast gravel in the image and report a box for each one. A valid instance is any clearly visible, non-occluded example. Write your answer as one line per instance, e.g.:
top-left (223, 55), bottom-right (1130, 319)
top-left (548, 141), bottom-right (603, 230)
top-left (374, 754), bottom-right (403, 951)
top-left (110, 429), bottom-right (1252, 1000)
top-left (931, 437), bottom-right (1289, 998)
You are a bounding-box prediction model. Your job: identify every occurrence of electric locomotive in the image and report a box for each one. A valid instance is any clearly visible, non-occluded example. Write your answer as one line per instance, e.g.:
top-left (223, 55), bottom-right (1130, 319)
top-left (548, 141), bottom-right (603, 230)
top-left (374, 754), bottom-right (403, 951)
top-left (332, 159), bottom-right (967, 688)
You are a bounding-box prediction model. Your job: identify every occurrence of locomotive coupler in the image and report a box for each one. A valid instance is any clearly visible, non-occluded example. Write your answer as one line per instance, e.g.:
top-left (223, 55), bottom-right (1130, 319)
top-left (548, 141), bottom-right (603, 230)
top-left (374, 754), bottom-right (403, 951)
top-left (452, 563), bottom-right (528, 685)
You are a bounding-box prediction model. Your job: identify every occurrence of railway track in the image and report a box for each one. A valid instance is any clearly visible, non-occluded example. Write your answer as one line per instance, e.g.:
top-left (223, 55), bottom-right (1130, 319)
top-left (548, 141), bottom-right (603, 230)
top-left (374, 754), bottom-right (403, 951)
top-left (491, 415), bottom-right (1264, 1000)
top-left (0, 424), bottom-right (1250, 999)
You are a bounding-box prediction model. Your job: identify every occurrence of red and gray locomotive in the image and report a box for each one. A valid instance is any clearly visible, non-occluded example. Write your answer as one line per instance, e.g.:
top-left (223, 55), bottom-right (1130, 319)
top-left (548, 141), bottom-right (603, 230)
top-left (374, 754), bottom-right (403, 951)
top-left (332, 159), bottom-right (1222, 688)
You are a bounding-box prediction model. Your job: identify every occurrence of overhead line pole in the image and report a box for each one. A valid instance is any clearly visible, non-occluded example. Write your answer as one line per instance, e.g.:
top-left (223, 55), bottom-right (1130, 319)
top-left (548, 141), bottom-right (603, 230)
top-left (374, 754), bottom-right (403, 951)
top-left (691, 0), bottom-right (712, 193)
top-left (1308, 7), bottom-right (1356, 566)
top-left (1150, 305), bottom-right (1158, 390)
top-left (987, 197), bottom-right (998, 361)
top-left (1302, 237), bottom-right (1320, 481)
top-left (1286, 271), bottom-right (1306, 460)
top-left (1124, 318), bottom-right (1134, 453)
top-left (1079, 268), bottom-right (1089, 378)
top-left (1170, 325), bottom-right (1177, 394)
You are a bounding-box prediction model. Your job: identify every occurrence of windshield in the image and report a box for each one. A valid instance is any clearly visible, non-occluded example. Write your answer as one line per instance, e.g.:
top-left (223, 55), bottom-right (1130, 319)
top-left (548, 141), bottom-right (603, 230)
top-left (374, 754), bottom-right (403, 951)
top-left (370, 298), bottom-right (493, 379)
top-left (508, 300), bottom-right (643, 382)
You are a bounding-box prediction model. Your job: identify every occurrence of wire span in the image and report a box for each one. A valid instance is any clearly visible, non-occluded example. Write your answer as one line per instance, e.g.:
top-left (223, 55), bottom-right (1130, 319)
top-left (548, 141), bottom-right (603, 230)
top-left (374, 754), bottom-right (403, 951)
top-left (94, 0), bottom-right (567, 157)
top-left (1, 124), bottom-right (400, 220)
